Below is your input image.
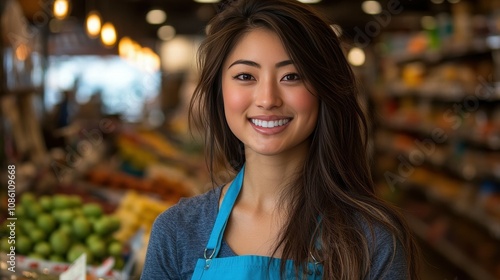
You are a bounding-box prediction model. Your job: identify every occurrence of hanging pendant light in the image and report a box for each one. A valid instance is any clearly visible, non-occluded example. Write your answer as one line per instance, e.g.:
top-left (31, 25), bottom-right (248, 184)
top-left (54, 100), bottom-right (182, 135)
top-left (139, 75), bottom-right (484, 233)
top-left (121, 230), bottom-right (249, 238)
top-left (53, 0), bottom-right (70, 19)
top-left (101, 22), bottom-right (117, 47)
top-left (86, 11), bottom-right (102, 38)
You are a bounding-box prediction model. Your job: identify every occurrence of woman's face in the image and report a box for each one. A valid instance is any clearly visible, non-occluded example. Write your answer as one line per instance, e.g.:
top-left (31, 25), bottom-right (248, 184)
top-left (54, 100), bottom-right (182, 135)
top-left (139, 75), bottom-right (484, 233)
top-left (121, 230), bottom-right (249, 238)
top-left (221, 28), bottom-right (319, 158)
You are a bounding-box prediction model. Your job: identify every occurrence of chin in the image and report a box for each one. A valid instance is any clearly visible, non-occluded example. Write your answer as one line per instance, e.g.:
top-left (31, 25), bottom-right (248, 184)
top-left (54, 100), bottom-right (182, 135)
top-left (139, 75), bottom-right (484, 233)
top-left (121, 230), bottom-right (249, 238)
top-left (249, 145), bottom-right (285, 156)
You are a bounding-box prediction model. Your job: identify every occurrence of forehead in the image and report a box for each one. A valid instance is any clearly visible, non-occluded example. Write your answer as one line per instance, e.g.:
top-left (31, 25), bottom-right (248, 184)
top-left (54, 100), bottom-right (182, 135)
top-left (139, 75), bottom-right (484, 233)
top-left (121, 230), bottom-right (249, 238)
top-left (225, 28), bottom-right (290, 63)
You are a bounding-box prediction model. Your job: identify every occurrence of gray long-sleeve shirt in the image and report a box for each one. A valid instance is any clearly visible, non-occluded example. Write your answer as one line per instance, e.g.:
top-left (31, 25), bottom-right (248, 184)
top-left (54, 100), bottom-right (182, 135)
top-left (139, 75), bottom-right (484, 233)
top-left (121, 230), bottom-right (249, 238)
top-left (141, 186), bottom-right (408, 279)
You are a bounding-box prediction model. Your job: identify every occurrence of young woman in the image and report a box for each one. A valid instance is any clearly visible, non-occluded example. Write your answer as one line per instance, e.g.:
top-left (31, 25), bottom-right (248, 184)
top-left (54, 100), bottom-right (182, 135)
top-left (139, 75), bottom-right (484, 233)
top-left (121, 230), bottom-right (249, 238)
top-left (141, 0), bottom-right (420, 279)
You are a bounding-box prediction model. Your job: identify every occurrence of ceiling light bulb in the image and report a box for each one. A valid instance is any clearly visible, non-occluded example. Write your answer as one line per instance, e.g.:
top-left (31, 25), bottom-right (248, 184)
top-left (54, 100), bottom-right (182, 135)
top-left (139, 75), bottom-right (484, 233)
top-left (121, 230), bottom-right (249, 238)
top-left (86, 11), bottom-right (101, 38)
top-left (158, 25), bottom-right (176, 41)
top-left (101, 22), bottom-right (117, 47)
top-left (347, 47), bottom-right (366, 66)
top-left (146, 9), bottom-right (167, 25)
top-left (119, 37), bottom-right (134, 60)
top-left (53, 0), bottom-right (69, 19)
top-left (362, 1), bottom-right (382, 15)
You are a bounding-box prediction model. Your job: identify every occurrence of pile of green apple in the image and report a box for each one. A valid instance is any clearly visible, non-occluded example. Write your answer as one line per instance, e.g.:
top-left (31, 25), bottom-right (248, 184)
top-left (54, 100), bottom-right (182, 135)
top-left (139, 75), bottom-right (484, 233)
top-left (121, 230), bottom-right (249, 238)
top-left (0, 192), bottom-right (125, 269)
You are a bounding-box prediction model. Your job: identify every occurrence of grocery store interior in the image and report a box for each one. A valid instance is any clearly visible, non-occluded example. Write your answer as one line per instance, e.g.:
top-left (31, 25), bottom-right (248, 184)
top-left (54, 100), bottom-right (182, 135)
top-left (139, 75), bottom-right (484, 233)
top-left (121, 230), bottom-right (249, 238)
top-left (1, 0), bottom-right (500, 279)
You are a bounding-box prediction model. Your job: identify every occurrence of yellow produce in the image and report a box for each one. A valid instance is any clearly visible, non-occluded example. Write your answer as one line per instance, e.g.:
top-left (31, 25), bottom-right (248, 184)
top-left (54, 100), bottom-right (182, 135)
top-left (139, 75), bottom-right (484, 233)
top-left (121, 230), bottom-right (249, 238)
top-left (113, 191), bottom-right (173, 243)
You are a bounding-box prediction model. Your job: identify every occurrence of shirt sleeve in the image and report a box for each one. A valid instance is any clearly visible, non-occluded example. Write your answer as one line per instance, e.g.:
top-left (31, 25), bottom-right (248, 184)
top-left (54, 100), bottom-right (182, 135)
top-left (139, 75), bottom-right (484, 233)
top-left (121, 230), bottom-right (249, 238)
top-left (140, 207), bottom-right (181, 280)
top-left (366, 225), bottom-right (409, 280)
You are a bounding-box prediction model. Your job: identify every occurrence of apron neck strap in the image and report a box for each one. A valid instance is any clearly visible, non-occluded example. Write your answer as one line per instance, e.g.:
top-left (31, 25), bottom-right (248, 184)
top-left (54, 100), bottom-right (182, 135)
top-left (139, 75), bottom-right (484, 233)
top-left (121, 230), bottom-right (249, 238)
top-left (204, 165), bottom-right (245, 259)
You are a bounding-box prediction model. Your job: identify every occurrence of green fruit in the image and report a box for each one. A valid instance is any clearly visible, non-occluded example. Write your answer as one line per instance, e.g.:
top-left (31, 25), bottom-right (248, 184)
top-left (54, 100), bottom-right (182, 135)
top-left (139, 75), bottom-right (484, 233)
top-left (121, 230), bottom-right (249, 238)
top-left (72, 217), bottom-right (92, 240)
top-left (73, 208), bottom-right (84, 217)
top-left (58, 224), bottom-right (73, 236)
top-left (88, 238), bottom-right (106, 259)
top-left (57, 209), bottom-right (75, 224)
top-left (85, 234), bottom-right (101, 246)
top-left (53, 195), bottom-right (72, 209)
top-left (28, 253), bottom-right (44, 260)
top-left (108, 241), bottom-right (122, 257)
top-left (21, 192), bottom-right (36, 206)
top-left (26, 203), bottom-right (43, 219)
top-left (34, 242), bottom-right (52, 257)
top-left (39, 196), bottom-right (53, 211)
top-left (108, 216), bottom-right (121, 233)
top-left (21, 220), bottom-right (36, 233)
top-left (37, 214), bottom-right (57, 233)
top-left (50, 231), bottom-right (71, 255)
top-left (1, 238), bottom-right (12, 252)
top-left (50, 255), bottom-right (66, 263)
top-left (93, 217), bottom-right (111, 236)
top-left (29, 228), bottom-right (46, 243)
top-left (82, 203), bottom-right (103, 218)
top-left (94, 215), bottom-right (121, 236)
top-left (67, 244), bottom-right (86, 263)
top-left (67, 244), bottom-right (93, 263)
top-left (51, 209), bottom-right (62, 222)
top-left (16, 236), bottom-right (32, 255)
top-left (68, 195), bottom-right (82, 207)
top-left (16, 204), bottom-right (26, 217)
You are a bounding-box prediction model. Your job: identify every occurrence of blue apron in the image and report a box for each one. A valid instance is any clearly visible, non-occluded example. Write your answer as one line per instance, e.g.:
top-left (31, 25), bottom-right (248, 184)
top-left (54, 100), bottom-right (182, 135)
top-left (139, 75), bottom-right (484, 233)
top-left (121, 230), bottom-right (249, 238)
top-left (191, 166), bottom-right (323, 279)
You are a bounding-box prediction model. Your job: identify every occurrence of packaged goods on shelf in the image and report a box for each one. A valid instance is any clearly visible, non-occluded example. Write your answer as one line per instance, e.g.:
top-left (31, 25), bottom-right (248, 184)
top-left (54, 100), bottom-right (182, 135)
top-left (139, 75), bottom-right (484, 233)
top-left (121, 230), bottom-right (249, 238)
top-left (372, 12), bottom-right (500, 276)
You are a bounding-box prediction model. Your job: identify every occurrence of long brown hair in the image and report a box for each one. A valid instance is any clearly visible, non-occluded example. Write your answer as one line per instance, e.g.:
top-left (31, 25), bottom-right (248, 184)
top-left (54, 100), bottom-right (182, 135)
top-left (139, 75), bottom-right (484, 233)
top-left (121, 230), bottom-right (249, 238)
top-left (190, 0), bottom-right (420, 279)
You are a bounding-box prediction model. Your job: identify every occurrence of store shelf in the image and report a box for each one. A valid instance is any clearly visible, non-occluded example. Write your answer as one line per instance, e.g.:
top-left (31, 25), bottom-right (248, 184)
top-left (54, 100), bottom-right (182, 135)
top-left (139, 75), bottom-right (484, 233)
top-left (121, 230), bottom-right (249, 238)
top-left (406, 215), bottom-right (497, 280)
top-left (378, 145), bottom-right (500, 187)
top-left (459, 133), bottom-right (500, 152)
top-left (372, 4), bottom-right (500, 280)
top-left (398, 181), bottom-right (500, 240)
top-left (379, 121), bottom-right (500, 152)
top-left (378, 121), bottom-right (442, 140)
top-left (389, 38), bottom-right (492, 66)
top-left (385, 87), bottom-right (500, 103)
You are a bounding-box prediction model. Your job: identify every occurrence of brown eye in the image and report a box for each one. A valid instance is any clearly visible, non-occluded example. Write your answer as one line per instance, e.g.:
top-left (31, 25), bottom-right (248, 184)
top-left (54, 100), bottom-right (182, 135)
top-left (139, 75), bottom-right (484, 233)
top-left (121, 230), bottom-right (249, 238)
top-left (282, 73), bottom-right (300, 81)
top-left (235, 73), bottom-right (255, 81)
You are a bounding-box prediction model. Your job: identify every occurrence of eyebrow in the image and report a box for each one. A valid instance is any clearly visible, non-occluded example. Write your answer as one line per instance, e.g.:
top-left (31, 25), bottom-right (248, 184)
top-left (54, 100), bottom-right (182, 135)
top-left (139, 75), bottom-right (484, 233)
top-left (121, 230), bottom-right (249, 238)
top-left (228, 59), bottom-right (293, 69)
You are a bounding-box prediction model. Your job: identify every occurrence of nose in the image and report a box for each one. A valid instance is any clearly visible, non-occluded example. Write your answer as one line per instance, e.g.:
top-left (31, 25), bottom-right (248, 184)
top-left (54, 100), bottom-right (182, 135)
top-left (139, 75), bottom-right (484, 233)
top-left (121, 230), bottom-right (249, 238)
top-left (254, 78), bottom-right (282, 109)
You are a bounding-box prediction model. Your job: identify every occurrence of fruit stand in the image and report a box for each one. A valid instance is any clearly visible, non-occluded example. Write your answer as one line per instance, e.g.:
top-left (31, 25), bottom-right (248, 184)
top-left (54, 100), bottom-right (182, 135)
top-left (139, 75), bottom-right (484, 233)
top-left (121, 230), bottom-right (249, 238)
top-left (0, 127), bottom-right (206, 279)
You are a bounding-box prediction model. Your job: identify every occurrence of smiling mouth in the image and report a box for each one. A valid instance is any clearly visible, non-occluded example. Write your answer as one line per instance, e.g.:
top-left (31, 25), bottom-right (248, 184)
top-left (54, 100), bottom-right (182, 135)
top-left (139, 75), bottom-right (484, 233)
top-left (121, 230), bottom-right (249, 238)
top-left (250, 118), bottom-right (290, 128)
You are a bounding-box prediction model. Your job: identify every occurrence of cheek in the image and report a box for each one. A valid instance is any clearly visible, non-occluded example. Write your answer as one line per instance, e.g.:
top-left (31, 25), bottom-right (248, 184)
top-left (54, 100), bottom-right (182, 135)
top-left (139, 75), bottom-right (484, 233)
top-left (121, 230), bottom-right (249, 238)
top-left (289, 91), bottom-right (319, 116)
top-left (222, 83), bottom-right (250, 116)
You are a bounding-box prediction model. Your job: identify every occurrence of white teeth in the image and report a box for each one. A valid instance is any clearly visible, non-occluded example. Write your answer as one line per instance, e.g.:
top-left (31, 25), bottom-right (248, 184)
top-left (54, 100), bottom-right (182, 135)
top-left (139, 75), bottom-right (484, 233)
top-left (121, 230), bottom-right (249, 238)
top-left (251, 118), bottom-right (289, 128)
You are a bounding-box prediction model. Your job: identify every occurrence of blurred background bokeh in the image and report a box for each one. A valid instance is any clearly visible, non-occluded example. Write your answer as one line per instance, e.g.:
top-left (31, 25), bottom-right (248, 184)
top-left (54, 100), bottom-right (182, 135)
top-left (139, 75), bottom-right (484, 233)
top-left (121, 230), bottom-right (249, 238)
top-left (1, 0), bottom-right (499, 279)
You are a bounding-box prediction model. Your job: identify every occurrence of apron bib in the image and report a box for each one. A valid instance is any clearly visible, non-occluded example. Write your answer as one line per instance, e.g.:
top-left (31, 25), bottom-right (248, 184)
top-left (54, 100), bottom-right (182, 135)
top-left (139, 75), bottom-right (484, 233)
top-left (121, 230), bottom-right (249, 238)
top-left (191, 166), bottom-right (323, 279)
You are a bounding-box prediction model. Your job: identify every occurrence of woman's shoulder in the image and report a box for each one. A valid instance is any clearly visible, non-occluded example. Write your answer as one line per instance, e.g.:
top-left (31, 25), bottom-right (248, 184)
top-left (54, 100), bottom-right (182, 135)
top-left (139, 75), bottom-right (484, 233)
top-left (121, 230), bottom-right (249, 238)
top-left (154, 185), bottom-right (222, 228)
top-left (357, 217), bottom-right (409, 279)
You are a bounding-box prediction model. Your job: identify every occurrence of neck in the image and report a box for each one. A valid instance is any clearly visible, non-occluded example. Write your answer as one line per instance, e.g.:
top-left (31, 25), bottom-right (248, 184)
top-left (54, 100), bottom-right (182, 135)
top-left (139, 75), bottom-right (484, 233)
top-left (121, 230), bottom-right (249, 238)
top-left (239, 144), bottom-right (309, 213)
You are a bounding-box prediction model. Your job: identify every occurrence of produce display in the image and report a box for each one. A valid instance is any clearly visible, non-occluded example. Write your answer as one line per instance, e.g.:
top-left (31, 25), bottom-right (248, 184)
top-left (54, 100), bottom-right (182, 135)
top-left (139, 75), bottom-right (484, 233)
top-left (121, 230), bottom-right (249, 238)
top-left (113, 190), bottom-right (173, 244)
top-left (0, 120), bottom-right (207, 280)
top-left (0, 192), bottom-right (126, 269)
top-left (116, 130), bottom-right (183, 172)
top-left (85, 167), bottom-right (195, 202)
